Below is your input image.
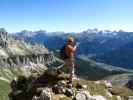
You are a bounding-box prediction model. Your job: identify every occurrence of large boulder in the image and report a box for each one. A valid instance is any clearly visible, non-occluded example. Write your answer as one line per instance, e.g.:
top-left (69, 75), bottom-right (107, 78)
top-left (65, 88), bottom-right (73, 97)
top-left (32, 88), bottom-right (52, 100)
top-left (104, 80), bottom-right (112, 88)
top-left (126, 78), bottom-right (133, 90)
top-left (74, 90), bottom-right (106, 100)
top-left (39, 88), bottom-right (52, 100)
top-left (74, 90), bottom-right (91, 100)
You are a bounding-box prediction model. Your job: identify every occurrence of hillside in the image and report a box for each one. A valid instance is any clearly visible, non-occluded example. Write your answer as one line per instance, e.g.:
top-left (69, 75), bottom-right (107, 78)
top-left (0, 31), bottom-right (63, 100)
top-left (5, 68), bottom-right (133, 100)
top-left (54, 50), bottom-right (132, 79)
top-left (93, 41), bottom-right (133, 69)
top-left (75, 56), bottom-right (133, 81)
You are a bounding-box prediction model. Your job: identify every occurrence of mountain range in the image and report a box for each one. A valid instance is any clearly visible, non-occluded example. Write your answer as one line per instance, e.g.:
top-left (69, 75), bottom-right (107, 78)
top-left (15, 28), bottom-right (133, 69)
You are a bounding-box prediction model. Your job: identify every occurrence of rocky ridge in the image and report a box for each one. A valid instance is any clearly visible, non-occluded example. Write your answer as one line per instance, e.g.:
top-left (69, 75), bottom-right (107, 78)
top-left (9, 68), bottom-right (133, 100)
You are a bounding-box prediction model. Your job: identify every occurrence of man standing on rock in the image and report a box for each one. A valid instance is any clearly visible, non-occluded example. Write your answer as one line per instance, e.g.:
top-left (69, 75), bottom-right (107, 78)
top-left (60, 36), bottom-right (79, 83)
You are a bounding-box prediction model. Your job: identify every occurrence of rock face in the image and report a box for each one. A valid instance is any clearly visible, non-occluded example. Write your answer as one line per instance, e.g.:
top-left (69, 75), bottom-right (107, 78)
top-left (104, 80), bottom-right (112, 88)
top-left (75, 90), bottom-right (106, 100)
top-left (0, 53), bottom-right (54, 68)
top-left (75, 90), bottom-right (91, 100)
top-left (0, 31), bottom-right (8, 48)
top-left (126, 78), bottom-right (133, 90)
top-left (9, 68), bottom-right (68, 100)
top-left (65, 88), bottom-right (73, 97)
top-left (0, 31), bottom-right (57, 68)
top-left (32, 88), bottom-right (52, 100)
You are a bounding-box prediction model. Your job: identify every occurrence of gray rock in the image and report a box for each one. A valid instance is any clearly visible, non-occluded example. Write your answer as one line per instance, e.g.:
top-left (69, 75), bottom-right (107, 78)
top-left (32, 96), bottom-right (40, 100)
top-left (52, 84), bottom-right (65, 94)
top-left (116, 96), bottom-right (122, 100)
top-left (66, 83), bottom-right (72, 89)
top-left (92, 95), bottom-right (106, 100)
top-left (32, 88), bottom-right (52, 100)
top-left (104, 80), bottom-right (112, 88)
top-left (65, 88), bottom-right (73, 97)
top-left (105, 90), bottom-right (112, 97)
top-left (76, 83), bottom-right (83, 90)
top-left (57, 80), bottom-right (66, 87)
top-left (75, 91), bottom-right (107, 100)
top-left (126, 78), bottom-right (133, 90)
top-left (75, 90), bottom-right (91, 100)
top-left (39, 88), bottom-right (52, 100)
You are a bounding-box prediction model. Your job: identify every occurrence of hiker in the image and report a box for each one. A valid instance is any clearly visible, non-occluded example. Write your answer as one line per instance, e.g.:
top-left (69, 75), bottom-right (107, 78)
top-left (60, 36), bottom-right (79, 83)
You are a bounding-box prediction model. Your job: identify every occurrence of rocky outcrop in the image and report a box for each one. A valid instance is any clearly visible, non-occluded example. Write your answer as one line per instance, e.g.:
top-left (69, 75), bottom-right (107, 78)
top-left (0, 31), bottom-right (58, 68)
top-left (9, 67), bottom-right (133, 100)
top-left (126, 78), bottom-right (133, 90)
top-left (32, 88), bottom-right (52, 100)
top-left (74, 90), bottom-right (106, 100)
top-left (0, 53), bottom-right (54, 68)
top-left (9, 68), bottom-right (67, 100)
top-left (0, 31), bottom-right (8, 48)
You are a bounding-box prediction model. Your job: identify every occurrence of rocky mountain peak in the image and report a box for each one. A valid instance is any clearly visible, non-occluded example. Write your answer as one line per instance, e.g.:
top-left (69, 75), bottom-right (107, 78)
top-left (0, 31), bottom-right (63, 70)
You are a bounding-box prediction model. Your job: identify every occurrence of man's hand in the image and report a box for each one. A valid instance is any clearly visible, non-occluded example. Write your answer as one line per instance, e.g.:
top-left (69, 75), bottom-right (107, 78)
top-left (76, 42), bottom-right (80, 48)
top-left (74, 42), bottom-right (80, 50)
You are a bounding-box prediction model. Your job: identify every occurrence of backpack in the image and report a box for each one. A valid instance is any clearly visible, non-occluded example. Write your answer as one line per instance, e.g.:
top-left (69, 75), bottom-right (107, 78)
top-left (60, 44), bottom-right (69, 60)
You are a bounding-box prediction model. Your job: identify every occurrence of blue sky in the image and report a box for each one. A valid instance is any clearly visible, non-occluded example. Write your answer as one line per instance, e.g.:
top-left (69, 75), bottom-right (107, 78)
top-left (0, 0), bottom-right (133, 32)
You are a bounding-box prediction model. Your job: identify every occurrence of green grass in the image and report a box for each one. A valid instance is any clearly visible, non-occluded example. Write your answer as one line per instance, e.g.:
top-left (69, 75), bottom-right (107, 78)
top-left (0, 80), bottom-right (11, 100)
top-left (0, 67), bottom-right (44, 100)
top-left (0, 67), bottom-right (25, 100)
top-left (110, 86), bottom-right (133, 99)
top-left (73, 79), bottom-right (133, 100)
top-left (75, 58), bottom-right (126, 80)
top-left (73, 79), bottom-right (106, 95)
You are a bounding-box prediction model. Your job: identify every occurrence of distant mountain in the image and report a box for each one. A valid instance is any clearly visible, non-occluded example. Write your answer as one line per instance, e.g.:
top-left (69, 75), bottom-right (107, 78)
top-left (93, 41), bottom-right (133, 69)
top-left (76, 30), bottom-right (133, 56)
top-left (16, 30), bottom-right (66, 50)
top-left (15, 29), bottom-right (133, 69)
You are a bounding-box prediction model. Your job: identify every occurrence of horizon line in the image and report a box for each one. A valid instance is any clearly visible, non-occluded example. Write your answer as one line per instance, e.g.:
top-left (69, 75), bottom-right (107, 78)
top-left (1, 28), bottom-right (133, 33)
